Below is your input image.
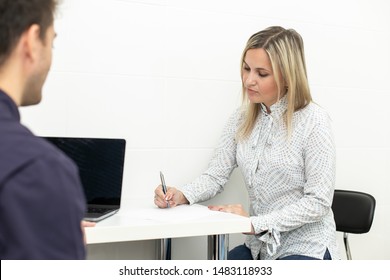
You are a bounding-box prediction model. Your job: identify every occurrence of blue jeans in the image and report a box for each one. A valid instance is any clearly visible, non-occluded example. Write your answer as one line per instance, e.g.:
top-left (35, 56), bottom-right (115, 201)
top-left (228, 244), bottom-right (332, 260)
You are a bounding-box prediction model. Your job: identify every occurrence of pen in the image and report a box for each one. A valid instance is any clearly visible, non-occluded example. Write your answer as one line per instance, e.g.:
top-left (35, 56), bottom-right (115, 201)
top-left (160, 171), bottom-right (170, 208)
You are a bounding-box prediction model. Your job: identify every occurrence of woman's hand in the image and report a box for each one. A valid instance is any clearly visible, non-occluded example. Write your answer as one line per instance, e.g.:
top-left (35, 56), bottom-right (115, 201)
top-left (208, 204), bottom-right (249, 217)
top-left (208, 204), bottom-right (255, 234)
top-left (154, 185), bottom-right (189, 208)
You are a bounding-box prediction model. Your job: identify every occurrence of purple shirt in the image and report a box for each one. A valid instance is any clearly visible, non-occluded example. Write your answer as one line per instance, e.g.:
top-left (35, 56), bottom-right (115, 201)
top-left (0, 90), bottom-right (86, 259)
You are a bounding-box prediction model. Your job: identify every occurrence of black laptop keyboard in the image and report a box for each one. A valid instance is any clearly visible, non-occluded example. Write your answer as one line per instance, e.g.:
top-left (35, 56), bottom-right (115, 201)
top-left (88, 207), bottom-right (111, 214)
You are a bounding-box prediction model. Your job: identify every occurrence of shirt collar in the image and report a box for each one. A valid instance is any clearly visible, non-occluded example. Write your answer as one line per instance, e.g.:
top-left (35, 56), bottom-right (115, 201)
top-left (260, 94), bottom-right (288, 118)
top-left (0, 89), bottom-right (21, 122)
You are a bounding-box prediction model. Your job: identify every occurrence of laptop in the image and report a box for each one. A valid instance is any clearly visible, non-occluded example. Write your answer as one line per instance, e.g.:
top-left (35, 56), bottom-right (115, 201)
top-left (43, 136), bottom-right (126, 222)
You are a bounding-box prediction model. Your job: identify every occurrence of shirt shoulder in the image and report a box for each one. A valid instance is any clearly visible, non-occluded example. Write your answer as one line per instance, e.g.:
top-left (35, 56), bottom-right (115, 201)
top-left (224, 107), bottom-right (245, 131)
top-left (294, 102), bottom-right (333, 132)
top-left (301, 102), bottom-right (332, 122)
top-left (0, 121), bottom-right (76, 185)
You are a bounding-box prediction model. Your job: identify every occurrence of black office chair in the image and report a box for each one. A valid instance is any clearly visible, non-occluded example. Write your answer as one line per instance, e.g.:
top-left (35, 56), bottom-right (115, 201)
top-left (331, 189), bottom-right (376, 260)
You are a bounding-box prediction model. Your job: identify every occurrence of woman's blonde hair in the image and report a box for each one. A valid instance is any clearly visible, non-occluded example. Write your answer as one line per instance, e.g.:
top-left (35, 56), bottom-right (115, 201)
top-left (237, 26), bottom-right (312, 140)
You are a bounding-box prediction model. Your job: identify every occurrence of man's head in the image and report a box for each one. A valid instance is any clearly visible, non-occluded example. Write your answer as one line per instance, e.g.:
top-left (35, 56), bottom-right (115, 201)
top-left (0, 0), bottom-right (58, 106)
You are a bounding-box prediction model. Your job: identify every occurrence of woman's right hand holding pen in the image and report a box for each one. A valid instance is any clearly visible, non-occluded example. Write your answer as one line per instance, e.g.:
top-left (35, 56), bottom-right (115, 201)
top-left (154, 186), bottom-right (189, 208)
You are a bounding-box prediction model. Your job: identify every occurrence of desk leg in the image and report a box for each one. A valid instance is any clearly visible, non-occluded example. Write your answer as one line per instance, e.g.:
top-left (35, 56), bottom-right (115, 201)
top-left (207, 234), bottom-right (229, 260)
top-left (157, 238), bottom-right (171, 260)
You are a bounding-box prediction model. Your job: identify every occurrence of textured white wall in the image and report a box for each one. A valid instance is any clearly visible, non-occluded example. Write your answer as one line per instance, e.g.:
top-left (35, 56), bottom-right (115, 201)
top-left (20, 0), bottom-right (390, 260)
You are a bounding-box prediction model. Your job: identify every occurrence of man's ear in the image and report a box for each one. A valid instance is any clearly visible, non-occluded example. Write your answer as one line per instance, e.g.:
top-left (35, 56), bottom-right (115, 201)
top-left (21, 24), bottom-right (42, 66)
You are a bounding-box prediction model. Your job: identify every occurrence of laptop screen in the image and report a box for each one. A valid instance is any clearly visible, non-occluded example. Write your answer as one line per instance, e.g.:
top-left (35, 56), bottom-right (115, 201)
top-left (43, 137), bottom-right (126, 206)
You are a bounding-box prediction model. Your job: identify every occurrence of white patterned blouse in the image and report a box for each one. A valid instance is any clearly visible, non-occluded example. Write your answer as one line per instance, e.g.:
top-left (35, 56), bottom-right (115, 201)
top-left (181, 95), bottom-right (340, 260)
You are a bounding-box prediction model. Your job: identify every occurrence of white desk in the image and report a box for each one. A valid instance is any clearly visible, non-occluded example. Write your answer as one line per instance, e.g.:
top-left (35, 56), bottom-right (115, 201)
top-left (85, 204), bottom-right (251, 260)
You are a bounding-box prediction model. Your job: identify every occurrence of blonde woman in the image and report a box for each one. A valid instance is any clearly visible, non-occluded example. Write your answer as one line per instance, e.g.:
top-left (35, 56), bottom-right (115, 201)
top-left (154, 26), bottom-right (338, 260)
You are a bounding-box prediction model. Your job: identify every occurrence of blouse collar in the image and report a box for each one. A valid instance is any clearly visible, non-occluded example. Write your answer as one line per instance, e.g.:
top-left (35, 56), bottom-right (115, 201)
top-left (260, 94), bottom-right (288, 118)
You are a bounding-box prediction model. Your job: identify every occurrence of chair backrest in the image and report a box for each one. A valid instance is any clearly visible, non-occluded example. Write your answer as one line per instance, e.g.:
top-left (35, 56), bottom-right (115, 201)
top-left (331, 189), bottom-right (376, 234)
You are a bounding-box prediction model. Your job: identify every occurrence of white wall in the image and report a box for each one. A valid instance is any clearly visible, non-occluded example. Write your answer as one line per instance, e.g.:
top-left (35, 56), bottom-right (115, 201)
top-left (20, 0), bottom-right (390, 260)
